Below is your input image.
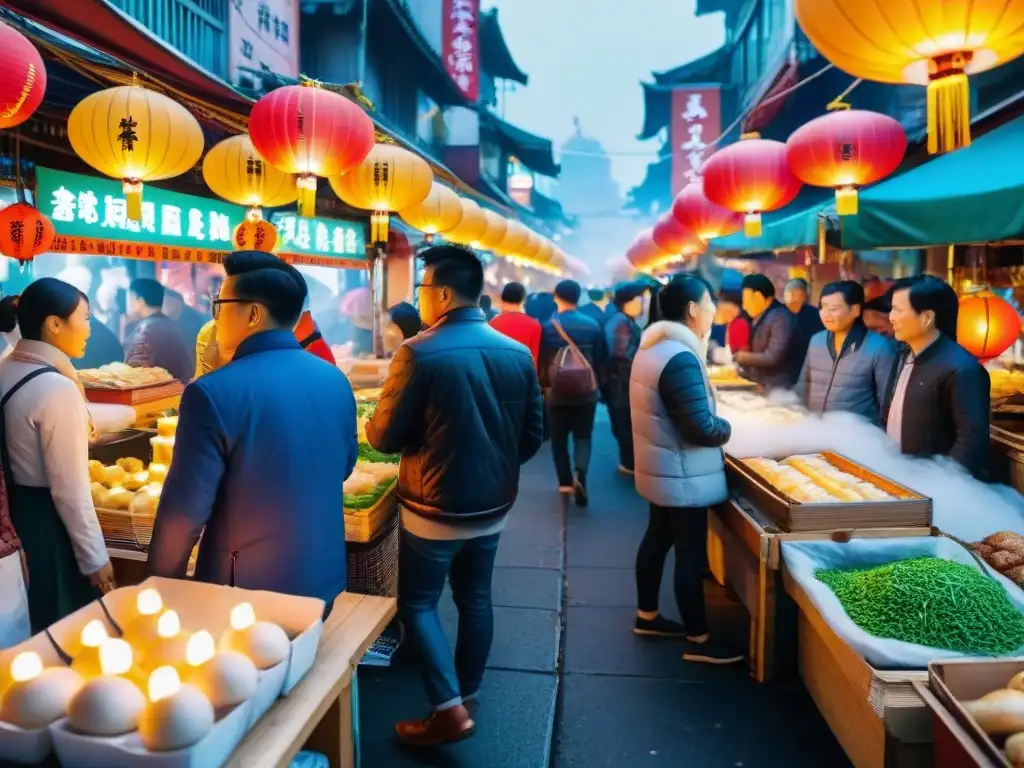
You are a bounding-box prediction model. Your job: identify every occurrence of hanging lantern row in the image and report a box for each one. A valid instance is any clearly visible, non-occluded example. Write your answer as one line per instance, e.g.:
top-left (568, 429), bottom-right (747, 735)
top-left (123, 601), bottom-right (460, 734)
top-left (0, 20), bottom-right (573, 270)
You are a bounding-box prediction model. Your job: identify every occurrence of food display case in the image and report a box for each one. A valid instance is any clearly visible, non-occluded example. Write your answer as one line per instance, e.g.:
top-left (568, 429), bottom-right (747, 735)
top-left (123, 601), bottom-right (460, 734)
top-left (714, 390), bottom-right (808, 424)
top-left (708, 363), bottom-right (758, 391)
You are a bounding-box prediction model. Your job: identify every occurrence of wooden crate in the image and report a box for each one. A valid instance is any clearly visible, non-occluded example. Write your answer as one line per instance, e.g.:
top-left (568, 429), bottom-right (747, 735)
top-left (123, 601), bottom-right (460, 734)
top-left (726, 451), bottom-right (932, 533)
top-left (785, 568), bottom-right (932, 768)
top-left (344, 483), bottom-right (398, 543)
top-left (915, 681), bottom-right (1002, 768)
top-left (926, 658), bottom-right (1024, 768)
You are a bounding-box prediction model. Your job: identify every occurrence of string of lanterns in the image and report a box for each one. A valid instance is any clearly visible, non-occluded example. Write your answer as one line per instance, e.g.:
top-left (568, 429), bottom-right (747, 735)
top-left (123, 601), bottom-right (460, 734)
top-left (0, 19), bottom-right (578, 276)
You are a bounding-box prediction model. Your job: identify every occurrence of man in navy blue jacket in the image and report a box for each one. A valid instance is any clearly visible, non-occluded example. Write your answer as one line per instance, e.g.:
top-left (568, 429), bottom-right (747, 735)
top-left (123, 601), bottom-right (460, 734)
top-left (540, 280), bottom-right (606, 506)
top-left (148, 251), bottom-right (358, 612)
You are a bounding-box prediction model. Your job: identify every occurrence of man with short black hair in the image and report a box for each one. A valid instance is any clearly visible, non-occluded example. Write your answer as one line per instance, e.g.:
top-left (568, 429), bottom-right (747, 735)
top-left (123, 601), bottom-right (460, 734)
top-left (735, 274), bottom-right (800, 389)
top-left (478, 293), bottom-right (498, 320)
top-left (540, 279), bottom-right (606, 505)
top-left (149, 251), bottom-right (358, 611)
top-left (784, 277), bottom-right (824, 368)
top-left (580, 287), bottom-right (612, 327)
top-left (123, 278), bottom-right (192, 382)
top-left (490, 281), bottom-right (541, 368)
top-left (366, 244), bottom-right (543, 747)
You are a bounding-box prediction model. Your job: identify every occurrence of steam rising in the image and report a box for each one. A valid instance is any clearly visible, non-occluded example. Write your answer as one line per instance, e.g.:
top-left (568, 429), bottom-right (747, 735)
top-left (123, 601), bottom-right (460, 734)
top-left (720, 402), bottom-right (1024, 543)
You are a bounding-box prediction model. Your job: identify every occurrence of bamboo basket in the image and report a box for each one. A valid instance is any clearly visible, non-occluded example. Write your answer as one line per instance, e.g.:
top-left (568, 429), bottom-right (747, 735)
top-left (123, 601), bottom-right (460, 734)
top-left (97, 506), bottom-right (156, 552)
top-left (345, 482), bottom-right (398, 543)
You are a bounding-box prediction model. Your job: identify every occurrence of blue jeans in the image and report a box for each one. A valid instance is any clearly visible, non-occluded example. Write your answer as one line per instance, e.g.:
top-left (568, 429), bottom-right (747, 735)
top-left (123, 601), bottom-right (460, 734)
top-left (399, 529), bottom-right (501, 710)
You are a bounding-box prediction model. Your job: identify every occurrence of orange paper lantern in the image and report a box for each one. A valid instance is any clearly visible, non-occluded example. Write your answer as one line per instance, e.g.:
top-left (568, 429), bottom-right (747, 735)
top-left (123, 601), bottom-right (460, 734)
top-left (398, 182), bottom-right (463, 237)
top-left (444, 198), bottom-right (488, 247)
top-left (477, 209), bottom-right (508, 250)
top-left (232, 218), bottom-right (278, 253)
top-left (957, 292), bottom-right (1022, 361)
top-left (0, 203), bottom-right (54, 263)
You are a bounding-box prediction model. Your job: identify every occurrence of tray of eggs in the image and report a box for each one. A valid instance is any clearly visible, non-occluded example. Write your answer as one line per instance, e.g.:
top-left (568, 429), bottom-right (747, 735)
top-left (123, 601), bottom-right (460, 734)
top-left (0, 577), bottom-right (324, 767)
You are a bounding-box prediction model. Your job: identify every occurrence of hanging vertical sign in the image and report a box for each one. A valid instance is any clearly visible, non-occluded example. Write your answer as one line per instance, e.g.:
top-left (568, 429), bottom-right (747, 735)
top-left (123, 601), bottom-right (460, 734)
top-left (443, 0), bottom-right (480, 102)
top-left (670, 85), bottom-right (722, 196)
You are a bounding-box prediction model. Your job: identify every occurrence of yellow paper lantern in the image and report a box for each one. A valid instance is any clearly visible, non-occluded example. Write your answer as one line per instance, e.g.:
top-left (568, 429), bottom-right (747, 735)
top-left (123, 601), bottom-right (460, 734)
top-left (533, 238), bottom-right (555, 266)
top-left (794, 0), bottom-right (1024, 154)
top-left (477, 209), bottom-right (508, 251)
top-left (494, 220), bottom-right (531, 257)
top-left (202, 134), bottom-right (297, 215)
top-left (68, 84), bottom-right (204, 220)
top-left (520, 231), bottom-right (544, 262)
top-left (444, 198), bottom-right (488, 247)
top-left (330, 142), bottom-right (433, 244)
top-left (398, 182), bottom-right (463, 238)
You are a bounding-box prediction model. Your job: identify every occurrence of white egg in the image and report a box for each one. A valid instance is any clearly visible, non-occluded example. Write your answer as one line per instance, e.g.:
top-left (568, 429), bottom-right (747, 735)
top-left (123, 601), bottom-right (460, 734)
top-left (186, 652), bottom-right (258, 710)
top-left (220, 622), bottom-right (290, 670)
top-left (140, 634), bottom-right (191, 674)
top-left (68, 676), bottom-right (145, 736)
top-left (138, 684), bottom-right (214, 751)
top-left (0, 668), bottom-right (84, 729)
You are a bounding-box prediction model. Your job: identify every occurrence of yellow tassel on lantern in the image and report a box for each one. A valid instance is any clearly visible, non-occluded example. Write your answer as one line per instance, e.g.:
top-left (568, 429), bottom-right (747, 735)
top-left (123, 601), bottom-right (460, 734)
top-left (296, 175), bottom-right (317, 217)
top-left (122, 180), bottom-right (143, 221)
top-left (834, 186), bottom-right (858, 216)
top-left (743, 213), bottom-right (762, 238)
top-left (927, 54), bottom-right (972, 155)
top-left (371, 211), bottom-right (390, 244)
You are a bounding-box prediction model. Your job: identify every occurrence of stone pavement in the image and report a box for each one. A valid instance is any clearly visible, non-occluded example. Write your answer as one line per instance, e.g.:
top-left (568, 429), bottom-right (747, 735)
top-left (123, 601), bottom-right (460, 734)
top-left (356, 411), bottom-right (850, 767)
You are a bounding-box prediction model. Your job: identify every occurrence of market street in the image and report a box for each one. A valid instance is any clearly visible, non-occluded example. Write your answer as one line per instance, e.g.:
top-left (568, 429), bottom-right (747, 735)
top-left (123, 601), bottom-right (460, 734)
top-left (357, 412), bottom-right (850, 767)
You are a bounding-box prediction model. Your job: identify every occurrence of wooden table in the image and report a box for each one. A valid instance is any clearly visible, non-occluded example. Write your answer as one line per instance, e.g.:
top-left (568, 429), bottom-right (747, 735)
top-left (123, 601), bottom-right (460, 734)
top-left (708, 497), bottom-right (931, 683)
top-left (226, 591), bottom-right (395, 768)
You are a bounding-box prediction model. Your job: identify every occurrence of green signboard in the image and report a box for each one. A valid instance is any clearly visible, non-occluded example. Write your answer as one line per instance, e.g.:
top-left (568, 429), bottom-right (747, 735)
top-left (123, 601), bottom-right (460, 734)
top-left (271, 213), bottom-right (367, 261)
top-left (35, 166), bottom-right (247, 250)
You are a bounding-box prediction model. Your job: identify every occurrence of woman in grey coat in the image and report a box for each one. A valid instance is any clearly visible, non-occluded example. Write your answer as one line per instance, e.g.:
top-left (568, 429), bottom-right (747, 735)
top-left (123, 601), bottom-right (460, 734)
top-left (796, 280), bottom-right (898, 424)
top-left (629, 276), bottom-right (742, 665)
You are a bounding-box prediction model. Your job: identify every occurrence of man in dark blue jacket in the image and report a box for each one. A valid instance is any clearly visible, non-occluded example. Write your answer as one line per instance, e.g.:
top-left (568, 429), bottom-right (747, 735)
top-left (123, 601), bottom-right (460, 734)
top-left (367, 244), bottom-right (543, 748)
top-left (540, 279), bottom-right (606, 506)
top-left (579, 288), bottom-right (611, 327)
top-left (148, 251), bottom-right (357, 611)
top-left (735, 274), bottom-right (801, 389)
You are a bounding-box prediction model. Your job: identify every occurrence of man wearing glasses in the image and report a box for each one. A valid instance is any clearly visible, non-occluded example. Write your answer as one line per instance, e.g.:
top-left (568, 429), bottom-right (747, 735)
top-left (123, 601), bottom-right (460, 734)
top-left (148, 250), bottom-right (358, 613)
top-left (366, 244), bottom-right (544, 747)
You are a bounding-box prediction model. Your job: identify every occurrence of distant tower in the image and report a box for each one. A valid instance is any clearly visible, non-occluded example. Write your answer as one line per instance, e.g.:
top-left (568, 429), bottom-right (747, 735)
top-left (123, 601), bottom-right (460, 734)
top-left (557, 118), bottom-right (620, 216)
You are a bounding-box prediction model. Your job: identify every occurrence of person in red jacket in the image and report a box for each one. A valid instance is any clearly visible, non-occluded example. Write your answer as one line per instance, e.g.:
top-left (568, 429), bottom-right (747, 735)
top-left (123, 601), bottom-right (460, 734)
top-left (490, 282), bottom-right (541, 369)
top-left (293, 309), bottom-right (336, 366)
top-left (717, 290), bottom-right (751, 353)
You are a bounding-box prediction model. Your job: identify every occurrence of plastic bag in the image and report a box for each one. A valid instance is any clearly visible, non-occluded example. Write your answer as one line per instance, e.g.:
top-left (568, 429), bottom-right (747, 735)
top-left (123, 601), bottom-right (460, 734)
top-left (782, 536), bottom-right (1024, 669)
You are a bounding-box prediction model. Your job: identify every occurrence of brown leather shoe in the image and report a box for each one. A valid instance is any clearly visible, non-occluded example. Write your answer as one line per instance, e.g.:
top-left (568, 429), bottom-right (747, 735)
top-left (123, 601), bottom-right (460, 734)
top-left (395, 704), bottom-right (476, 747)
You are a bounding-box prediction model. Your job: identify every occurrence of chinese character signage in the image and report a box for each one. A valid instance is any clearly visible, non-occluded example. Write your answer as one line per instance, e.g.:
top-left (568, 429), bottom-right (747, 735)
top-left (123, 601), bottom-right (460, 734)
top-left (443, 0), bottom-right (480, 102)
top-left (36, 166), bottom-right (246, 251)
top-left (271, 213), bottom-right (367, 261)
top-left (670, 86), bottom-right (722, 196)
top-left (229, 0), bottom-right (299, 90)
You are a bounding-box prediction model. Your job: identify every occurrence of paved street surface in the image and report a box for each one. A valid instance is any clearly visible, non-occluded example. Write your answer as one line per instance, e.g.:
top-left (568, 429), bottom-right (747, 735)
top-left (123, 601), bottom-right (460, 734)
top-left (357, 411), bottom-right (851, 767)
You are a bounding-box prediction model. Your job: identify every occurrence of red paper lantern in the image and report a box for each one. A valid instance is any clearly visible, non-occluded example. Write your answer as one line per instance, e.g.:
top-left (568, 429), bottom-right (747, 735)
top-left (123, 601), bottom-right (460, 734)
top-left (248, 83), bottom-right (375, 217)
top-left (652, 213), bottom-right (705, 255)
top-left (671, 181), bottom-right (743, 242)
top-left (626, 230), bottom-right (673, 272)
top-left (0, 203), bottom-right (54, 263)
top-left (702, 134), bottom-right (802, 238)
top-left (957, 292), bottom-right (1022, 361)
top-left (786, 109), bottom-right (907, 216)
top-left (232, 218), bottom-right (278, 253)
top-left (0, 22), bottom-right (46, 129)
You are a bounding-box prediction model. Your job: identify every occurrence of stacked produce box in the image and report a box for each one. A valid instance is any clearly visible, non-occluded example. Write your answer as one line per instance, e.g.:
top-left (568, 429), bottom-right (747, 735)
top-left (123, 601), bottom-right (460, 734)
top-left (344, 390), bottom-right (398, 543)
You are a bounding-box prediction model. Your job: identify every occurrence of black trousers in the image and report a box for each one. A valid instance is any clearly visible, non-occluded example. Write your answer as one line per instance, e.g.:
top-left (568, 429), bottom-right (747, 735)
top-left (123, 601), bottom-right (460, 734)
top-left (607, 403), bottom-right (634, 469)
top-left (635, 503), bottom-right (708, 635)
top-left (548, 402), bottom-right (597, 486)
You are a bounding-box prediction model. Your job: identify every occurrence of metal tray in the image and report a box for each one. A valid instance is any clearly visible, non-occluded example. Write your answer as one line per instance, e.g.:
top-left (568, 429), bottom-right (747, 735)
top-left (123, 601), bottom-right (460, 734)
top-left (725, 451), bottom-right (933, 533)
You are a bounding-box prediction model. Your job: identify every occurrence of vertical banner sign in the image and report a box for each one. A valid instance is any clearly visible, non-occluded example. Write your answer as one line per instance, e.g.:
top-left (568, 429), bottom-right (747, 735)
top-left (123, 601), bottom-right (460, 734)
top-left (228, 0), bottom-right (300, 89)
top-left (443, 0), bottom-right (480, 102)
top-left (670, 86), bottom-right (722, 196)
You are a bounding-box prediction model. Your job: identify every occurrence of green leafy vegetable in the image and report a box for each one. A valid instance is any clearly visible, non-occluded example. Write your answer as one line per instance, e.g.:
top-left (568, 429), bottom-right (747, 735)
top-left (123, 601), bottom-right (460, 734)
top-left (344, 478), bottom-right (396, 510)
top-left (357, 443), bottom-right (399, 465)
top-left (816, 556), bottom-right (1024, 655)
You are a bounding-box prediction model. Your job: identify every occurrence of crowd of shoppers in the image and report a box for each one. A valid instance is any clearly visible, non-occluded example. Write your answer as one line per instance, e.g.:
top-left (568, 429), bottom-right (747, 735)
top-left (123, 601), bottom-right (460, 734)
top-left (0, 241), bottom-right (999, 750)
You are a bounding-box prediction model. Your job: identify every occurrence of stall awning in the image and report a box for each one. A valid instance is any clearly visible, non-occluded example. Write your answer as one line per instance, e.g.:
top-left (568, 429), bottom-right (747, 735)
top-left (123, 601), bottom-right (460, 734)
top-left (709, 188), bottom-right (834, 254)
top-left (841, 114), bottom-right (1024, 250)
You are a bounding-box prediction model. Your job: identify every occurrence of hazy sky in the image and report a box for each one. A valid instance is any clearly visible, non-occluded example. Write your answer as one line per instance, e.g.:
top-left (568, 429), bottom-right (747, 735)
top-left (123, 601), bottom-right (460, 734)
top-left (486, 0), bottom-right (726, 194)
